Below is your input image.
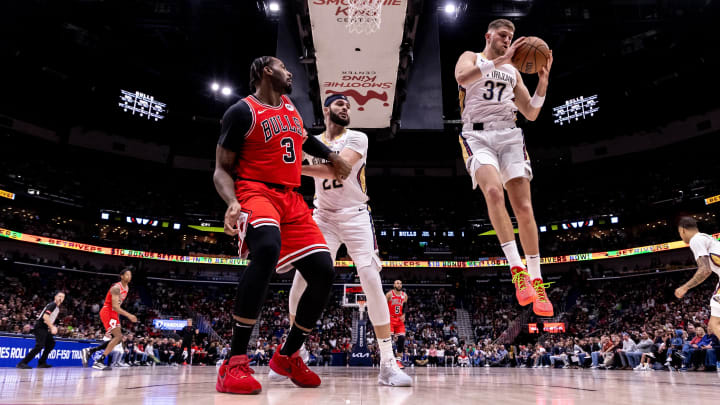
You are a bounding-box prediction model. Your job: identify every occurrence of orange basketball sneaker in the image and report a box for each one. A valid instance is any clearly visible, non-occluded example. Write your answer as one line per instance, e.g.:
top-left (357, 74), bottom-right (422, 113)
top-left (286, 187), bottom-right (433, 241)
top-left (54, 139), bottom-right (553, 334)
top-left (269, 350), bottom-right (321, 388)
top-left (511, 266), bottom-right (534, 306)
top-left (216, 355), bottom-right (262, 395)
top-left (531, 278), bottom-right (554, 317)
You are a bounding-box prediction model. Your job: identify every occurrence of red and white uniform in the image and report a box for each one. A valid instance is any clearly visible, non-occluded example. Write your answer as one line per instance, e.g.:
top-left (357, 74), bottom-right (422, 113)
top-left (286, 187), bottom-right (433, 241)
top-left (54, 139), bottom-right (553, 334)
top-left (99, 282), bottom-right (128, 333)
top-left (388, 290), bottom-right (407, 335)
top-left (218, 95), bottom-right (329, 272)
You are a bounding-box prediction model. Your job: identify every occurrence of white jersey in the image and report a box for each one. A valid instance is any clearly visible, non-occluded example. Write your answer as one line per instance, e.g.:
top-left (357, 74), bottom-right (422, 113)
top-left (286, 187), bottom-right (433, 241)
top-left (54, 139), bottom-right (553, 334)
top-left (460, 52), bottom-right (518, 123)
top-left (310, 129), bottom-right (369, 210)
top-left (689, 233), bottom-right (720, 277)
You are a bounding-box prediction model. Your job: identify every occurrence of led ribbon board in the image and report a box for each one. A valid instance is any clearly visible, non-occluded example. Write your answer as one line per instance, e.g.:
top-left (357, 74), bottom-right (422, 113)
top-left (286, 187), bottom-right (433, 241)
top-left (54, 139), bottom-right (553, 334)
top-left (2, 227), bottom-right (718, 268)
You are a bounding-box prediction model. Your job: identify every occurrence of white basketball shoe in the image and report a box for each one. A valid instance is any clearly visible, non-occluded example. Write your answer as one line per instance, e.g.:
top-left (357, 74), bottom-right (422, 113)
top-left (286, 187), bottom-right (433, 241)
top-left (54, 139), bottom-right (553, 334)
top-left (378, 360), bottom-right (412, 387)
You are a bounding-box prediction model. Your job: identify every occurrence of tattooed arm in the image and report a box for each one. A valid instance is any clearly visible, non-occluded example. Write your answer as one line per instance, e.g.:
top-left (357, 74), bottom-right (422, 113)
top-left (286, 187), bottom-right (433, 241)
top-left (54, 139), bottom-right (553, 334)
top-left (675, 256), bottom-right (712, 298)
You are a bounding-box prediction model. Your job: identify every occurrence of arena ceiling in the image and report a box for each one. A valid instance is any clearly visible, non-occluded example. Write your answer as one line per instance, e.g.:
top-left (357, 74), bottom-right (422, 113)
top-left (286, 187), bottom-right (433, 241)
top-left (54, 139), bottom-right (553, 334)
top-left (1, 0), bottom-right (718, 156)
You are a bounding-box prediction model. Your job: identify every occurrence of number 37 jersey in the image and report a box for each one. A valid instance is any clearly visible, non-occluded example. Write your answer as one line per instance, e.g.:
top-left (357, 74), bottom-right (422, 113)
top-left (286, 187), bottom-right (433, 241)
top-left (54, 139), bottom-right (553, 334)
top-left (310, 129), bottom-right (369, 210)
top-left (459, 52), bottom-right (518, 124)
top-left (218, 95), bottom-right (305, 187)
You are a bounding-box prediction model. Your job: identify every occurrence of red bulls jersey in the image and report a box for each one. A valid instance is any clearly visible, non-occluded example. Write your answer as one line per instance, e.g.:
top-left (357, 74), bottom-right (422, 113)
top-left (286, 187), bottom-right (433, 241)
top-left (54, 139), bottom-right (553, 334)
top-left (219, 95), bottom-right (305, 188)
top-left (103, 282), bottom-right (129, 310)
top-left (389, 290), bottom-right (406, 318)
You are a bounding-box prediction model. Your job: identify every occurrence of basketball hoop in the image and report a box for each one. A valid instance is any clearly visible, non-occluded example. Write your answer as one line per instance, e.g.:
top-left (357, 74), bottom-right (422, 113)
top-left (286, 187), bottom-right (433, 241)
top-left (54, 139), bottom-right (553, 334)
top-left (357, 299), bottom-right (367, 313)
top-left (346, 0), bottom-right (383, 35)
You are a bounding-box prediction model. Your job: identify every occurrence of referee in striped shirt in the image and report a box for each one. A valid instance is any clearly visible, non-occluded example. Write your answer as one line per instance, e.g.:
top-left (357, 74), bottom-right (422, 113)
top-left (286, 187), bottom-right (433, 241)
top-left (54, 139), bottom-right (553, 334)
top-left (17, 292), bottom-right (65, 369)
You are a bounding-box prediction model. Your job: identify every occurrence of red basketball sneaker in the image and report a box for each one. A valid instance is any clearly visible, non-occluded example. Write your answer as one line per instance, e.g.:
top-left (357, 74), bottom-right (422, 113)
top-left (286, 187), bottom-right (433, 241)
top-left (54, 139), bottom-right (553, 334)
top-left (269, 350), bottom-right (321, 388)
top-left (511, 266), bottom-right (534, 306)
top-left (531, 278), bottom-right (554, 317)
top-left (216, 355), bottom-right (262, 395)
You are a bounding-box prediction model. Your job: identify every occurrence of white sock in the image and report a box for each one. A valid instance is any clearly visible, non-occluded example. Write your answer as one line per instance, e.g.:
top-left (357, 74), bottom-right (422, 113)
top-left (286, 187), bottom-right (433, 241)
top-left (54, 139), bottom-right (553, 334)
top-left (378, 337), bottom-right (395, 364)
top-left (526, 254), bottom-right (542, 280)
top-left (501, 240), bottom-right (524, 269)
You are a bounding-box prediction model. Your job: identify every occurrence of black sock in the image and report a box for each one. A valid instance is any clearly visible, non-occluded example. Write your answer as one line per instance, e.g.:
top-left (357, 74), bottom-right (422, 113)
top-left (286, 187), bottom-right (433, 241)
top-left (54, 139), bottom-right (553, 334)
top-left (280, 326), bottom-right (309, 356)
top-left (396, 336), bottom-right (405, 357)
top-left (230, 320), bottom-right (255, 357)
top-left (90, 341), bottom-right (110, 354)
top-left (97, 354), bottom-right (106, 365)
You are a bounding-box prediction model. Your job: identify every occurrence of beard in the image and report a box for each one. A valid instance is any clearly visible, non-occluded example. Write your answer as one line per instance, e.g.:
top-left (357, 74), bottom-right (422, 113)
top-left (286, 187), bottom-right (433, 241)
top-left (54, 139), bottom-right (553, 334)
top-left (329, 110), bottom-right (350, 126)
top-left (394, 286), bottom-right (401, 291)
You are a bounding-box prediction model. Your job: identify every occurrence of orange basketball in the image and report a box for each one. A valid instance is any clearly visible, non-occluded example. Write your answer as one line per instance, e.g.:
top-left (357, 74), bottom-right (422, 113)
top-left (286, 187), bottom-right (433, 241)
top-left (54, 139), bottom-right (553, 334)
top-left (511, 36), bottom-right (550, 74)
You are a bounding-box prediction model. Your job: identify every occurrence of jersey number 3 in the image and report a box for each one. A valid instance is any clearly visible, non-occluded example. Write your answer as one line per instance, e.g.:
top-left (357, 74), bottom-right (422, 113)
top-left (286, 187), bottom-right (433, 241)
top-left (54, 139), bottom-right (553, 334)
top-left (281, 138), bottom-right (295, 163)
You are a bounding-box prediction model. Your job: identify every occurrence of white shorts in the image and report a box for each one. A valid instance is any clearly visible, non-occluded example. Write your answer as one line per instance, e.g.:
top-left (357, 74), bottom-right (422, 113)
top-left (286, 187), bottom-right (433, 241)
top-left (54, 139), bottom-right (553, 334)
top-left (313, 205), bottom-right (382, 269)
top-left (711, 284), bottom-right (720, 317)
top-left (459, 127), bottom-right (533, 189)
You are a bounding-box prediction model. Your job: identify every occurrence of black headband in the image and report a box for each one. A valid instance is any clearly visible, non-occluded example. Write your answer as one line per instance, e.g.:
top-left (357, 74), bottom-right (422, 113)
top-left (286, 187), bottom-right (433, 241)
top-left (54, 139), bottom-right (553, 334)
top-left (324, 94), bottom-right (348, 107)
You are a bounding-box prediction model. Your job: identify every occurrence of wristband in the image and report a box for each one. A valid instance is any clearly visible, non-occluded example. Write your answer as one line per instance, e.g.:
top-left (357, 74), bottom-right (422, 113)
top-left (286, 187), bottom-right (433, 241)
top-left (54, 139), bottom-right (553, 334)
top-left (530, 93), bottom-right (545, 108)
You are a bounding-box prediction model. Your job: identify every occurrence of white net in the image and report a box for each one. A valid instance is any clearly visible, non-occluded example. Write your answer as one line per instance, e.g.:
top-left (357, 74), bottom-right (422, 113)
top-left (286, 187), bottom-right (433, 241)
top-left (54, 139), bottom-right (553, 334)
top-left (346, 0), bottom-right (383, 35)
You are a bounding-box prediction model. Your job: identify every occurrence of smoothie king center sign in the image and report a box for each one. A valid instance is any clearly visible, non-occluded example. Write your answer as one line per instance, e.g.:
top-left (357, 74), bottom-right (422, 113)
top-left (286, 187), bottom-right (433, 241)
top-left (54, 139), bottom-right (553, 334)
top-left (309, 0), bottom-right (408, 128)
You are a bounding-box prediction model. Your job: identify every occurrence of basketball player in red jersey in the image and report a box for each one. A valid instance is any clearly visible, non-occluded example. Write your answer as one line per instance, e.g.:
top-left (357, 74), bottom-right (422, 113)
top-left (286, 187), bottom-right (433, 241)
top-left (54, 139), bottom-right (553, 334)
top-left (81, 268), bottom-right (137, 370)
top-left (213, 56), bottom-right (352, 395)
top-left (386, 279), bottom-right (408, 369)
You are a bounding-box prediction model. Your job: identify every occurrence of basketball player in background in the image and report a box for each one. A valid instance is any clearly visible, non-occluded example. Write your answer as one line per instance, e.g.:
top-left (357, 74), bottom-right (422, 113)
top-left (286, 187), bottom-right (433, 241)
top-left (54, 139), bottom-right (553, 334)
top-left (675, 217), bottom-right (720, 338)
top-left (273, 94), bottom-right (411, 386)
top-left (81, 268), bottom-right (137, 370)
top-left (16, 291), bottom-right (64, 369)
top-left (454, 19), bottom-right (554, 316)
top-left (386, 279), bottom-right (408, 369)
top-left (213, 56), bottom-right (351, 394)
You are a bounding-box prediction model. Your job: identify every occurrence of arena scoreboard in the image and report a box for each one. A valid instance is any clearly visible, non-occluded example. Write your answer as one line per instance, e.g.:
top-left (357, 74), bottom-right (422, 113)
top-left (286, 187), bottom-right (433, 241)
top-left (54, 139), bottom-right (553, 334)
top-left (552, 94), bottom-right (598, 125)
top-left (118, 89), bottom-right (166, 121)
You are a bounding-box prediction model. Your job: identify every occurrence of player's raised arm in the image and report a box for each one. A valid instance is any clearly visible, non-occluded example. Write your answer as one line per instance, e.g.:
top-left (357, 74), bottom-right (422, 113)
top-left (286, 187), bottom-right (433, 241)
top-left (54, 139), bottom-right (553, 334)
top-left (455, 38), bottom-right (526, 87)
top-left (513, 51), bottom-right (552, 122)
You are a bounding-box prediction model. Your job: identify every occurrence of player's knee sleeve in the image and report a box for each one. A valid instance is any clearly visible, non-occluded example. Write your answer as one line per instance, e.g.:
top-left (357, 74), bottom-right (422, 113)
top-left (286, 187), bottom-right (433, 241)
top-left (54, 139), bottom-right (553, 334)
top-left (356, 263), bottom-right (390, 326)
top-left (292, 251), bottom-right (335, 329)
top-left (233, 225), bottom-right (281, 319)
top-left (288, 270), bottom-right (308, 317)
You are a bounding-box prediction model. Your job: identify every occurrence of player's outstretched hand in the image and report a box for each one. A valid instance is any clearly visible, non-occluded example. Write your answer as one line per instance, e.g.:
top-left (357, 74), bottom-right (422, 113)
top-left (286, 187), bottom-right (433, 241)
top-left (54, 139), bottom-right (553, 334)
top-left (538, 50), bottom-right (553, 81)
top-left (224, 201), bottom-right (242, 236)
top-left (128, 314), bottom-right (138, 323)
top-left (328, 153), bottom-right (352, 182)
top-left (502, 36), bottom-right (527, 64)
top-left (674, 286), bottom-right (688, 299)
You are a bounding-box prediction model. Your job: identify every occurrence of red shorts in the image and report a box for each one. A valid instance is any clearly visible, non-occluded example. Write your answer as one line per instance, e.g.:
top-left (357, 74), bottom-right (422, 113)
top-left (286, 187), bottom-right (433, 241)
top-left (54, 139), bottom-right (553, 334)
top-left (99, 307), bottom-right (120, 333)
top-left (390, 317), bottom-right (405, 335)
top-left (235, 180), bottom-right (329, 273)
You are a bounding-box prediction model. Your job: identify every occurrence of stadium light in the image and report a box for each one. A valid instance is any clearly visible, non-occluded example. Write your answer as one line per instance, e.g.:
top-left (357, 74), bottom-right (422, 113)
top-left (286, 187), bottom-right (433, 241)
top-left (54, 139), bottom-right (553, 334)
top-left (444, 3), bottom-right (456, 13)
top-left (221, 87), bottom-right (232, 96)
top-left (101, 212), bottom-right (110, 220)
top-left (269, 2), bottom-right (280, 12)
top-left (211, 82), bottom-right (220, 92)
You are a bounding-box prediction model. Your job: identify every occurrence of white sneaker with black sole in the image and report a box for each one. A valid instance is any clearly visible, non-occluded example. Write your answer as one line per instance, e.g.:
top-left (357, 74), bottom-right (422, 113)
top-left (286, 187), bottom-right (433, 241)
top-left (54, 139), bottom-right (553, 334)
top-left (92, 362), bottom-right (111, 370)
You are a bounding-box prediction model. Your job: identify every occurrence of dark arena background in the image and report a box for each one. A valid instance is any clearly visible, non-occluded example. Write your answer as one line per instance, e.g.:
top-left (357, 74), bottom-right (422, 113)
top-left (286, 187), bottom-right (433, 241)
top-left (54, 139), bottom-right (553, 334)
top-left (1, 0), bottom-right (720, 404)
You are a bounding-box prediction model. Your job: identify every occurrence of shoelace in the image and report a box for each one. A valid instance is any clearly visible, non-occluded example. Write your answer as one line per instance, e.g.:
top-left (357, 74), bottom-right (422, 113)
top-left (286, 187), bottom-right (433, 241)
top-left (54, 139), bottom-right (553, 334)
top-left (292, 356), bottom-right (309, 373)
top-left (533, 281), bottom-right (554, 303)
top-left (230, 362), bottom-right (255, 375)
top-left (511, 269), bottom-right (530, 291)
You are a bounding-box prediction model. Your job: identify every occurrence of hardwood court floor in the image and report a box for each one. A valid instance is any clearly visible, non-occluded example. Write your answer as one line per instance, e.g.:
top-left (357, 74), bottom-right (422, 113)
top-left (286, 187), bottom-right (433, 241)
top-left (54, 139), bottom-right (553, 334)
top-left (1, 365), bottom-right (718, 405)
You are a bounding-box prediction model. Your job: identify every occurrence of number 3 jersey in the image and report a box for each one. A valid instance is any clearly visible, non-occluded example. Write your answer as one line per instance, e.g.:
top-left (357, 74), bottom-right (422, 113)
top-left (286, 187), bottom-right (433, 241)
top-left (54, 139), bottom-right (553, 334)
top-left (218, 95), bottom-right (305, 187)
top-left (459, 52), bottom-right (519, 124)
top-left (310, 129), bottom-right (369, 210)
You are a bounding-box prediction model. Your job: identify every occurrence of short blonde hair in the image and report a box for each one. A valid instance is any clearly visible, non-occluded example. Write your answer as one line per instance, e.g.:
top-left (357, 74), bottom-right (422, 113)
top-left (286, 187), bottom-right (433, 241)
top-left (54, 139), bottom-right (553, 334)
top-left (488, 19), bottom-right (515, 32)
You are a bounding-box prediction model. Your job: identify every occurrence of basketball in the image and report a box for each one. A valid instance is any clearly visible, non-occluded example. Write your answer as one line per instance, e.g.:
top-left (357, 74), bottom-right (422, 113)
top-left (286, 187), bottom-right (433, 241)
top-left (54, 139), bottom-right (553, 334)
top-left (511, 36), bottom-right (550, 74)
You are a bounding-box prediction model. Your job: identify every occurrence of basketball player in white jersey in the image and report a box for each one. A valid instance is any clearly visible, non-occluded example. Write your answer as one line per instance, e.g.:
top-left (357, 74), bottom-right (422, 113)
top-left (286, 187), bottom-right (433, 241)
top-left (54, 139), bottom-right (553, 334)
top-left (675, 217), bottom-right (720, 338)
top-left (454, 19), bottom-right (554, 316)
top-left (269, 94), bottom-right (411, 386)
